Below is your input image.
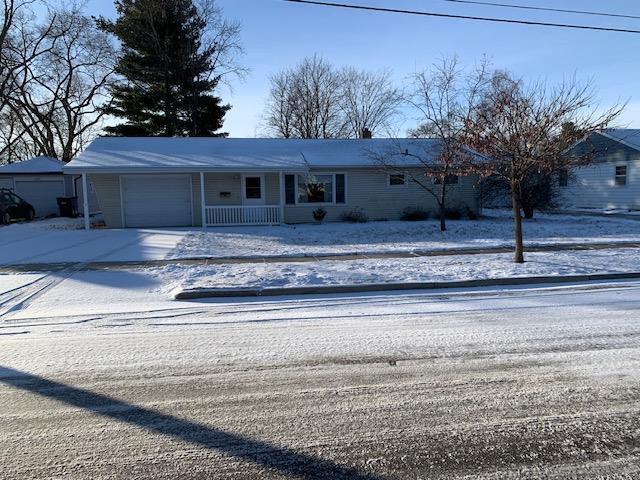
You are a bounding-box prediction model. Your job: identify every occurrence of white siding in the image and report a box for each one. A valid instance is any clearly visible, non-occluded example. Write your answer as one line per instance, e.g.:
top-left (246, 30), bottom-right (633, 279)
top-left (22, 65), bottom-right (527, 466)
top-left (89, 174), bottom-right (123, 228)
top-left (560, 160), bottom-right (640, 209)
top-left (283, 168), bottom-right (480, 223)
top-left (89, 169), bottom-right (480, 228)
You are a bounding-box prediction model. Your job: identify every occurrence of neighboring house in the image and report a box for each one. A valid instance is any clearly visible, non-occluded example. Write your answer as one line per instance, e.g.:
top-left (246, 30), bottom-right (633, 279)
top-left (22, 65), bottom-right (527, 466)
top-left (0, 156), bottom-right (99, 217)
top-left (561, 129), bottom-right (640, 210)
top-left (63, 137), bottom-right (482, 229)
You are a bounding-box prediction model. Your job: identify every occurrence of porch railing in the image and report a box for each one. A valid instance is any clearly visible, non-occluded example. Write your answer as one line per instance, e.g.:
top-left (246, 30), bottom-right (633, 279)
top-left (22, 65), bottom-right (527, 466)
top-left (204, 205), bottom-right (281, 227)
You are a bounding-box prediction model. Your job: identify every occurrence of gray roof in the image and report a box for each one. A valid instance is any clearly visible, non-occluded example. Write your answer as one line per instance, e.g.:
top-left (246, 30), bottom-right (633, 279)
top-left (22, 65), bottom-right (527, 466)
top-left (63, 137), bottom-right (446, 174)
top-left (0, 156), bottom-right (64, 174)
top-left (600, 129), bottom-right (640, 152)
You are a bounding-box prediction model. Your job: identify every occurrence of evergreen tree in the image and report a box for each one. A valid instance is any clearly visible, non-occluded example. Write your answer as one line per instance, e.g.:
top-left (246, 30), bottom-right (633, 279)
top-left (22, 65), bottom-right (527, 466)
top-left (99, 0), bottom-right (229, 136)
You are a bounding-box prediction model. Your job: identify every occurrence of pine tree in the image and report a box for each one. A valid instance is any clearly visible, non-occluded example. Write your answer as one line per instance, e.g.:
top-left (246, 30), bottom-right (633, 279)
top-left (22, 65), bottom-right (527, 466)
top-left (99, 0), bottom-right (229, 137)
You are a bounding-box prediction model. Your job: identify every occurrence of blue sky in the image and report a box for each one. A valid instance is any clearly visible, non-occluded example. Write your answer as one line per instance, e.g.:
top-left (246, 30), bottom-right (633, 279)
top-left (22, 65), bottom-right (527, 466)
top-left (86, 0), bottom-right (640, 137)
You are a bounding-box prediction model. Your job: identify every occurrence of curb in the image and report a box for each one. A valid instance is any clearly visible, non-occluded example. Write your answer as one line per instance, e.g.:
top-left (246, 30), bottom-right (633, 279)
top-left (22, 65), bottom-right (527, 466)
top-left (173, 272), bottom-right (640, 300)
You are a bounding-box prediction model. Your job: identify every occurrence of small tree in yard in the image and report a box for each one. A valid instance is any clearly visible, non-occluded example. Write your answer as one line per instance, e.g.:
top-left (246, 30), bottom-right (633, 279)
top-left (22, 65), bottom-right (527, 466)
top-left (464, 72), bottom-right (623, 263)
top-left (374, 57), bottom-right (489, 231)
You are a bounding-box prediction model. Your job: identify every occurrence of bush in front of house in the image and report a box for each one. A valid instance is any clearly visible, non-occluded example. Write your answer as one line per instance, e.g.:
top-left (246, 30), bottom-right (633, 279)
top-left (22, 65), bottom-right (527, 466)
top-left (444, 204), bottom-right (478, 220)
top-left (340, 207), bottom-right (369, 223)
top-left (312, 208), bottom-right (327, 222)
top-left (401, 207), bottom-right (431, 221)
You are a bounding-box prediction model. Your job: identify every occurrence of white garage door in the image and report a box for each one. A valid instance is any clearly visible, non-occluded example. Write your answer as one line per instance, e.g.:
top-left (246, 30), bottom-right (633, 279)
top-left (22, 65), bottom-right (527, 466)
top-left (0, 178), bottom-right (13, 190)
top-left (15, 179), bottom-right (65, 217)
top-left (122, 175), bottom-right (193, 228)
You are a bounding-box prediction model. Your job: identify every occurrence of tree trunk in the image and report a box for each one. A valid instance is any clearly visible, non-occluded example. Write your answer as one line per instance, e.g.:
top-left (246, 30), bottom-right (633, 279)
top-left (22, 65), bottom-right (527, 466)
top-left (439, 185), bottom-right (447, 232)
top-left (511, 185), bottom-right (524, 263)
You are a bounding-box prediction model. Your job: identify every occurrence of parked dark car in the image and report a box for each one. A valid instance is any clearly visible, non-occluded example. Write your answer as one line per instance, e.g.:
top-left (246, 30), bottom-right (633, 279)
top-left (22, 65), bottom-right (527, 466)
top-left (0, 188), bottom-right (35, 224)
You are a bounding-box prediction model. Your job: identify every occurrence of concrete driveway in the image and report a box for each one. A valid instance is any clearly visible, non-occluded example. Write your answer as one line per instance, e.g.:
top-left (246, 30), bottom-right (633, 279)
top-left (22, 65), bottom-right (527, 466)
top-left (0, 218), bottom-right (189, 265)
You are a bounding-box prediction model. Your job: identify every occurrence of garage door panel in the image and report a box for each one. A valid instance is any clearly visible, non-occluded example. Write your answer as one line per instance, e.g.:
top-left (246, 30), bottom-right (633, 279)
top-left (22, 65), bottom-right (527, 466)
top-left (15, 179), bottom-right (65, 217)
top-left (122, 175), bottom-right (192, 228)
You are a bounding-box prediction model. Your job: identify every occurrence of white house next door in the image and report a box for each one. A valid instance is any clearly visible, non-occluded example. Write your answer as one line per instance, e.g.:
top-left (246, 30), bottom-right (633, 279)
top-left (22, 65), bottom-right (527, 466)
top-left (242, 175), bottom-right (265, 205)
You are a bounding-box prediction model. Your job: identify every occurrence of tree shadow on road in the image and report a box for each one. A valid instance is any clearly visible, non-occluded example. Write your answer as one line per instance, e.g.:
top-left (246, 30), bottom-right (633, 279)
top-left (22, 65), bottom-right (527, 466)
top-left (0, 365), bottom-right (380, 480)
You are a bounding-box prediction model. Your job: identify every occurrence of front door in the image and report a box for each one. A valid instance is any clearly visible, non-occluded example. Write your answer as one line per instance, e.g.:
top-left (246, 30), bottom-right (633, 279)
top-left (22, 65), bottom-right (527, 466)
top-left (242, 175), bottom-right (265, 205)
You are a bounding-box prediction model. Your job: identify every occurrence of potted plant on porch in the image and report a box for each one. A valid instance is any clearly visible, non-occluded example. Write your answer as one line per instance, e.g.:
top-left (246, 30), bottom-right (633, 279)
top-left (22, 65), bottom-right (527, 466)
top-left (312, 207), bottom-right (327, 224)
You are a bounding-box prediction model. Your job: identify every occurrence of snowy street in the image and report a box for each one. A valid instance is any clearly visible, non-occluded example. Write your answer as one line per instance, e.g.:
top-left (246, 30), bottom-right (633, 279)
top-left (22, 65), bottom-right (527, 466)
top-left (2, 281), bottom-right (640, 478)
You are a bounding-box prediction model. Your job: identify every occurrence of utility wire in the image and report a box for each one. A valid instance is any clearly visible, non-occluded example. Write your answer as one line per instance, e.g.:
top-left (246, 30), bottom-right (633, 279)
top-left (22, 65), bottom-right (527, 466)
top-left (435, 0), bottom-right (640, 21)
top-left (283, 0), bottom-right (640, 34)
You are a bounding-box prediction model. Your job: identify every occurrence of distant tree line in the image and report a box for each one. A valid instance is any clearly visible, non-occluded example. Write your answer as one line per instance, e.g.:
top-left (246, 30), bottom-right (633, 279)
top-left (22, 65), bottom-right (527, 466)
top-left (264, 55), bottom-right (401, 139)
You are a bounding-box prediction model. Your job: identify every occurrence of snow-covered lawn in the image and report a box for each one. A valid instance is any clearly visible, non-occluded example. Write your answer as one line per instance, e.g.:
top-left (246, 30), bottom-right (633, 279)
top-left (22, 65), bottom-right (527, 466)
top-left (1, 247), bottom-right (637, 320)
top-left (157, 248), bottom-right (640, 292)
top-left (1, 210), bottom-right (637, 266)
top-left (169, 209), bottom-right (640, 259)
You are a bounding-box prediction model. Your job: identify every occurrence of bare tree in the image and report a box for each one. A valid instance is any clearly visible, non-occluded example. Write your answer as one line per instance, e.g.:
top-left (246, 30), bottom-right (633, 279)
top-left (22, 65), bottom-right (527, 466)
top-left (339, 68), bottom-right (400, 138)
top-left (464, 72), bottom-right (623, 263)
top-left (264, 57), bottom-right (402, 139)
top-left (264, 55), bottom-right (347, 138)
top-left (3, 4), bottom-right (116, 162)
top-left (264, 69), bottom-right (296, 138)
top-left (194, 0), bottom-right (247, 88)
top-left (375, 57), bottom-right (489, 231)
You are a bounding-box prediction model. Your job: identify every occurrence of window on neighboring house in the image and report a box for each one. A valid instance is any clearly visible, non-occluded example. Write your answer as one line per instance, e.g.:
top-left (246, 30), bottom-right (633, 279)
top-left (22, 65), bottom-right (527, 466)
top-left (434, 175), bottom-right (459, 185)
top-left (615, 165), bottom-right (627, 186)
top-left (294, 173), bottom-right (346, 204)
top-left (388, 174), bottom-right (406, 186)
top-left (559, 169), bottom-right (568, 187)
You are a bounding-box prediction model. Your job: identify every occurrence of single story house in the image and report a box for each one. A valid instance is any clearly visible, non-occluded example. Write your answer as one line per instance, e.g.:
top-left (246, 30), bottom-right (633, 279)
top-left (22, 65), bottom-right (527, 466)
top-left (63, 137), bottom-right (482, 229)
top-left (0, 156), bottom-right (99, 217)
top-left (561, 129), bottom-right (640, 210)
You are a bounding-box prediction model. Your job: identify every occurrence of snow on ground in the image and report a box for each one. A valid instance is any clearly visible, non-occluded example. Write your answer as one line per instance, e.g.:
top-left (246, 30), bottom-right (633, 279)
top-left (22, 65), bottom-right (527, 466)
top-left (156, 248), bottom-right (640, 291)
top-left (0, 210), bottom-right (638, 265)
top-left (1, 283), bottom-right (640, 478)
top-left (169, 209), bottom-right (640, 259)
top-left (0, 218), bottom-right (189, 265)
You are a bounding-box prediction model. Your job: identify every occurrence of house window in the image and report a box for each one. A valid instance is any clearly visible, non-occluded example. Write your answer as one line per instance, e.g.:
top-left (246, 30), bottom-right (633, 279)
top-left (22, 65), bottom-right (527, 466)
top-left (285, 174), bottom-right (296, 204)
top-left (388, 174), bottom-right (406, 186)
top-left (615, 165), bottom-right (627, 186)
top-left (244, 176), bottom-right (262, 199)
top-left (559, 169), bottom-right (568, 187)
top-left (294, 173), bottom-right (346, 205)
top-left (434, 175), bottom-right (459, 185)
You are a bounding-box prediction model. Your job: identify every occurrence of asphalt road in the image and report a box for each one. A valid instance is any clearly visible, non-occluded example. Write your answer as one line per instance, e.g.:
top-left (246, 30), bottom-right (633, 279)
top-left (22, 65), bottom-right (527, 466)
top-left (1, 282), bottom-right (640, 479)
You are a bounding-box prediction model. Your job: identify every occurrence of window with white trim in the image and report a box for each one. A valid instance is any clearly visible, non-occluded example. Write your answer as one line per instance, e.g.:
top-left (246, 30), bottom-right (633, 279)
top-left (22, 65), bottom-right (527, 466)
top-left (388, 174), bottom-right (406, 186)
top-left (286, 173), bottom-right (346, 205)
top-left (615, 165), bottom-right (627, 186)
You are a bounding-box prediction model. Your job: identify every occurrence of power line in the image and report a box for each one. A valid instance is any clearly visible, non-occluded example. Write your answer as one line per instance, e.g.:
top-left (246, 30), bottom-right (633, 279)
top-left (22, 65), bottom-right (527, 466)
top-left (283, 0), bottom-right (640, 34)
top-left (436, 0), bottom-right (640, 21)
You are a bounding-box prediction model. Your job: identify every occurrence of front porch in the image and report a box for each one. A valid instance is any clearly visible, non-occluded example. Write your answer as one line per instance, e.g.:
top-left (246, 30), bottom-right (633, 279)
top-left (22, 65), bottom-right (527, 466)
top-left (198, 171), bottom-right (285, 228)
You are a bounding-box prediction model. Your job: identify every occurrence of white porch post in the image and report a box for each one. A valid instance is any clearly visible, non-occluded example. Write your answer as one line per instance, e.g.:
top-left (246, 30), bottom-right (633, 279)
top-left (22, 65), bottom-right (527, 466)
top-left (81, 173), bottom-right (90, 230)
top-left (278, 170), bottom-right (285, 224)
top-left (200, 172), bottom-right (206, 230)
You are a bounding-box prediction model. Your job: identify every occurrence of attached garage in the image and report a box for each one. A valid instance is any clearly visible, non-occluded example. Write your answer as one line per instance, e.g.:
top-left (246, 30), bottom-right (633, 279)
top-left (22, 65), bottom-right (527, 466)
top-left (121, 175), bottom-right (193, 228)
